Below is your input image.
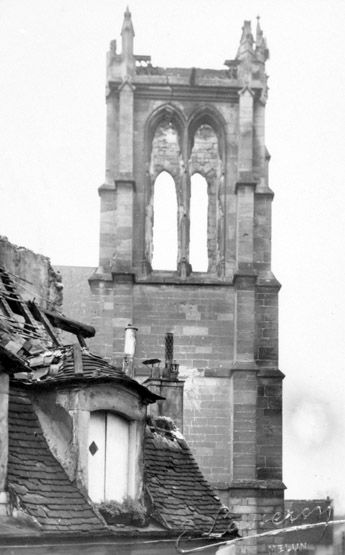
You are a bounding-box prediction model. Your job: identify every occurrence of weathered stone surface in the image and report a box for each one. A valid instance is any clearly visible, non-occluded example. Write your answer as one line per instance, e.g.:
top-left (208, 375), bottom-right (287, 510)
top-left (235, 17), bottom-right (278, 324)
top-left (0, 236), bottom-right (62, 311)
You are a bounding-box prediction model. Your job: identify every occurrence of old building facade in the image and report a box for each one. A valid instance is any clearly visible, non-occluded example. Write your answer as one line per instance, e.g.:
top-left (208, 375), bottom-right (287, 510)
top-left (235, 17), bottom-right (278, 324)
top-left (0, 258), bottom-right (238, 554)
top-left (59, 9), bottom-right (284, 538)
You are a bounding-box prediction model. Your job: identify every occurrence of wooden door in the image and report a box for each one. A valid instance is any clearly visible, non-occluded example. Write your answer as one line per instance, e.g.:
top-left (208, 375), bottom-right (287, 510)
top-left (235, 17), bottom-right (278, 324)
top-left (88, 411), bottom-right (106, 502)
top-left (88, 411), bottom-right (129, 502)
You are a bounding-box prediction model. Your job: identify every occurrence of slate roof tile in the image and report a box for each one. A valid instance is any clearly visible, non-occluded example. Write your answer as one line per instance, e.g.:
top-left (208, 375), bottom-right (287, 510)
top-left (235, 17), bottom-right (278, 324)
top-left (144, 425), bottom-right (237, 536)
top-left (10, 346), bottom-right (160, 404)
top-left (7, 387), bottom-right (105, 534)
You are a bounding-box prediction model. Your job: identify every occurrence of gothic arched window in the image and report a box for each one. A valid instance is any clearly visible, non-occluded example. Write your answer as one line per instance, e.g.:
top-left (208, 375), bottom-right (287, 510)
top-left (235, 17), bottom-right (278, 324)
top-left (152, 171), bottom-right (178, 271)
top-left (145, 108), bottom-right (225, 276)
top-left (190, 173), bottom-right (208, 272)
top-left (189, 123), bottom-right (223, 274)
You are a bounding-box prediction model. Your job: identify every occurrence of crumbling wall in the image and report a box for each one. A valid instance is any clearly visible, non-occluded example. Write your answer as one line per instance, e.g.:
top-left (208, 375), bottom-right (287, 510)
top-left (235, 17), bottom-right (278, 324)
top-left (0, 236), bottom-right (63, 311)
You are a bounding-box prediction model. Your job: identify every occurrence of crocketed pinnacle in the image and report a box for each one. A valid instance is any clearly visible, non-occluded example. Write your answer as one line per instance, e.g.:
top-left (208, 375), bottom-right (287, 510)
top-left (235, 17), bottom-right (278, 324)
top-left (121, 6), bottom-right (135, 37)
top-left (236, 20), bottom-right (254, 60)
top-left (255, 16), bottom-right (269, 61)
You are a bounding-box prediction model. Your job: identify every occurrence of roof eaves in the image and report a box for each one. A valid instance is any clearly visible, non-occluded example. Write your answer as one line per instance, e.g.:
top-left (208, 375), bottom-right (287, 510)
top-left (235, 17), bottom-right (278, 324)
top-left (11, 367), bottom-right (163, 404)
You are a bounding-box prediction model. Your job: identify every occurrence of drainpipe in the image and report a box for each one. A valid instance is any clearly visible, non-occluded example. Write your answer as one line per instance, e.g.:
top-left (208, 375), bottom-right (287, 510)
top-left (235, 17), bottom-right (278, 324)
top-left (122, 324), bottom-right (138, 377)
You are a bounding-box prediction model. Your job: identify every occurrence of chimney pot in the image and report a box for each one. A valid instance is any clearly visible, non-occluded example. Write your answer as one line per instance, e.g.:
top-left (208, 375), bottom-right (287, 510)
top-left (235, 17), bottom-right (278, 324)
top-left (123, 324), bottom-right (138, 376)
top-left (165, 332), bottom-right (174, 365)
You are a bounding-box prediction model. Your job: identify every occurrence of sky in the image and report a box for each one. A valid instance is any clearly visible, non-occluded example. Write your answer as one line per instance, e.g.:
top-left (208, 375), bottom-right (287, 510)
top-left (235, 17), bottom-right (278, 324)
top-left (1, 0), bottom-right (345, 513)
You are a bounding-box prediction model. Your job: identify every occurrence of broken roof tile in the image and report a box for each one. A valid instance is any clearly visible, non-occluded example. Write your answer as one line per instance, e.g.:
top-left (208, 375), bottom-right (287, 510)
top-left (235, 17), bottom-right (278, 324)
top-left (144, 423), bottom-right (237, 536)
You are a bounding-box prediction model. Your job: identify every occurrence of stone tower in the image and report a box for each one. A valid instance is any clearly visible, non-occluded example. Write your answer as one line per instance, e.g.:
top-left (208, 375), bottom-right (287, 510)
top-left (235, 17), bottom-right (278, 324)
top-left (62, 9), bottom-right (284, 536)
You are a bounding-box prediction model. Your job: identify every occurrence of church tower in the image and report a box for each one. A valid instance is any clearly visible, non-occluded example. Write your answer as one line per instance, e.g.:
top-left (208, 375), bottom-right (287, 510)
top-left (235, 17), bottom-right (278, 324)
top-left (84, 10), bottom-right (284, 536)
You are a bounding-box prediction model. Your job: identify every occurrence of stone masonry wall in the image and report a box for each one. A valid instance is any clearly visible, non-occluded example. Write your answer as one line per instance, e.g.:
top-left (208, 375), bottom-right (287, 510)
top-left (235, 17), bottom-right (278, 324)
top-left (255, 285), bottom-right (282, 481)
top-left (133, 284), bottom-right (234, 368)
top-left (57, 266), bottom-right (235, 485)
top-left (228, 489), bottom-right (284, 554)
top-left (182, 374), bottom-right (231, 485)
top-left (256, 378), bottom-right (283, 481)
top-left (0, 236), bottom-right (62, 310)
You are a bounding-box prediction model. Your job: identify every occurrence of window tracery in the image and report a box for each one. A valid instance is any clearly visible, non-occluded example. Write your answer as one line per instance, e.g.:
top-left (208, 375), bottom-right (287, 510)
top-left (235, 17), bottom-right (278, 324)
top-left (145, 108), bottom-right (225, 277)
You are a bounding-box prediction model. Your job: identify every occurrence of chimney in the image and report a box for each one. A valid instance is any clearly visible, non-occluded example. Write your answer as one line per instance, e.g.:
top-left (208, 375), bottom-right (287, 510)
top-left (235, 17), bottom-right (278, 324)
top-left (122, 323), bottom-right (138, 377)
top-left (162, 332), bottom-right (179, 380)
top-left (143, 333), bottom-right (184, 431)
top-left (0, 365), bottom-right (9, 515)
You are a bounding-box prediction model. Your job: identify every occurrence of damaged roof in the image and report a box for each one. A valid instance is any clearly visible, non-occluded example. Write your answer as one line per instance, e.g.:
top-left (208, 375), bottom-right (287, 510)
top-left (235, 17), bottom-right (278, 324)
top-left (0, 266), bottom-right (159, 403)
top-left (145, 418), bottom-right (236, 535)
top-left (13, 345), bottom-right (160, 403)
top-left (1, 265), bottom-right (238, 542)
top-left (7, 388), bottom-right (237, 539)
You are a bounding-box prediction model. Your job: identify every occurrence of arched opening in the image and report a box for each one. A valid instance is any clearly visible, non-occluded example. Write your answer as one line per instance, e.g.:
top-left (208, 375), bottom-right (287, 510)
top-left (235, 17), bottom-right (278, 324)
top-left (190, 173), bottom-right (208, 272)
top-left (187, 110), bottom-right (225, 162)
top-left (88, 411), bottom-right (129, 502)
top-left (146, 105), bottom-right (185, 159)
top-left (152, 171), bottom-right (178, 271)
top-left (189, 123), bottom-right (222, 274)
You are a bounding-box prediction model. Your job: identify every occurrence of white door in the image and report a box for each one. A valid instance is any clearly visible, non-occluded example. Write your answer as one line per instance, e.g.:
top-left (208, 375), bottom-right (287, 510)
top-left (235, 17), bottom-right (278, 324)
top-left (105, 412), bottom-right (129, 501)
top-left (88, 411), bottom-right (106, 503)
top-left (88, 411), bottom-right (129, 503)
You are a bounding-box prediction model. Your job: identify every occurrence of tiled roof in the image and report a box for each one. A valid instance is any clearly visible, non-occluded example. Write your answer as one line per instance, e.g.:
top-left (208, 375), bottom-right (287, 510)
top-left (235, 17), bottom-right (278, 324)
top-left (7, 388), bottom-right (234, 538)
top-left (144, 420), bottom-right (237, 536)
top-left (7, 387), bottom-right (105, 534)
top-left (37, 346), bottom-right (131, 382)
top-left (14, 346), bottom-right (160, 402)
top-left (0, 264), bottom-right (158, 401)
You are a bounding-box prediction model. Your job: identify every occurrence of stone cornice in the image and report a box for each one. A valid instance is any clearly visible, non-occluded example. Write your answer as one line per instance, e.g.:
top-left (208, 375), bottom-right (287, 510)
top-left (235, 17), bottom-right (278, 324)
top-left (88, 269), bottom-right (113, 283)
top-left (98, 182), bottom-right (116, 196)
top-left (111, 271), bottom-right (135, 283)
top-left (255, 187), bottom-right (274, 198)
top-left (89, 271), bottom-right (235, 286)
top-left (235, 178), bottom-right (257, 193)
top-left (135, 273), bottom-right (233, 286)
top-left (233, 269), bottom-right (257, 288)
top-left (115, 178), bottom-right (136, 191)
top-left (211, 479), bottom-right (286, 492)
top-left (229, 479), bottom-right (286, 491)
top-left (109, 80), bottom-right (264, 103)
top-left (256, 271), bottom-right (281, 290)
top-left (257, 368), bottom-right (285, 380)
